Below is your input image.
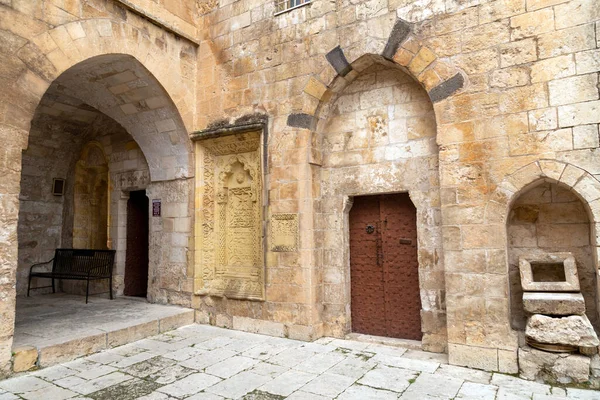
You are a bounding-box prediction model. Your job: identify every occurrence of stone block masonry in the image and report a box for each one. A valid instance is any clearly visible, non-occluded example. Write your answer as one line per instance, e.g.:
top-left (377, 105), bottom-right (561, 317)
top-left (0, 0), bottom-right (600, 387)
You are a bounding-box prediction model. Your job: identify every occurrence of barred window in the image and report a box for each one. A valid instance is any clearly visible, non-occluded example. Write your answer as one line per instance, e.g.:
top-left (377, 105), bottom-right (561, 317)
top-left (274, 0), bottom-right (311, 15)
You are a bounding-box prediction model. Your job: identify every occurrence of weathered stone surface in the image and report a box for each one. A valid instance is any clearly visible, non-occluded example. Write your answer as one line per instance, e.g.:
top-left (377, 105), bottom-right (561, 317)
top-left (3, 0), bottom-right (600, 385)
top-left (287, 113), bottom-right (318, 130)
top-left (159, 311), bottom-right (195, 333)
top-left (4, 318), bottom-right (600, 399)
top-left (498, 348), bottom-right (519, 374)
top-left (519, 346), bottom-right (591, 384)
top-left (448, 343), bottom-right (498, 371)
top-left (553, 354), bottom-right (591, 384)
top-left (526, 314), bottom-right (600, 347)
top-left (232, 316), bottom-right (285, 338)
top-left (12, 346), bottom-right (38, 372)
top-left (522, 292), bottom-right (586, 316)
top-left (591, 354), bottom-right (600, 378)
top-left (580, 346), bottom-right (598, 356)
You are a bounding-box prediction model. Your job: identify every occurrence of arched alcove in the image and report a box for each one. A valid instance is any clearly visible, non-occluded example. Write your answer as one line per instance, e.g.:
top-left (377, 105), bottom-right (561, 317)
top-left (315, 57), bottom-right (445, 352)
top-left (507, 180), bottom-right (599, 332)
top-left (73, 142), bottom-right (109, 250)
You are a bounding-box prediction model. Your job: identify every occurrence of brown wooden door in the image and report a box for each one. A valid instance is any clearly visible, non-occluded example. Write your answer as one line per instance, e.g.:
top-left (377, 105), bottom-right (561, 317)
top-left (124, 190), bottom-right (149, 297)
top-left (350, 193), bottom-right (422, 340)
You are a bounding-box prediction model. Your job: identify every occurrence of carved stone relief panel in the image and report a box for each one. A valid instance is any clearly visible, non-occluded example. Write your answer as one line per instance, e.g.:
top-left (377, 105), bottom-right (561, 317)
top-left (114, 170), bottom-right (150, 191)
top-left (194, 131), bottom-right (264, 300)
top-left (270, 213), bottom-right (298, 252)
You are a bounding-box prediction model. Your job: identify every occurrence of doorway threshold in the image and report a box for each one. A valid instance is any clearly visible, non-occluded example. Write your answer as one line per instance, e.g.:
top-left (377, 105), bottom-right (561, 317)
top-left (345, 332), bottom-right (422, 351)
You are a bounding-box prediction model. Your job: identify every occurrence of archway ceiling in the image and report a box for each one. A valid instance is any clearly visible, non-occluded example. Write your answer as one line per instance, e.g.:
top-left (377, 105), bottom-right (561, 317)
top-left (36, 54), bottom-right (192, 181)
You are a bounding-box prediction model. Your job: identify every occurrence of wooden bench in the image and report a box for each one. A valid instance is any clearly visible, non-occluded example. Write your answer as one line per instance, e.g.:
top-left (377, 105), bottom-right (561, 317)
top-left (27, 249), bottom-right (116, 303)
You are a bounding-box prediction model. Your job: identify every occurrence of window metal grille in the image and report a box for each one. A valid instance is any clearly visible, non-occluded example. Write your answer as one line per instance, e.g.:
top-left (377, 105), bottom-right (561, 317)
top-left (274, 0), bottom-right (311, 15)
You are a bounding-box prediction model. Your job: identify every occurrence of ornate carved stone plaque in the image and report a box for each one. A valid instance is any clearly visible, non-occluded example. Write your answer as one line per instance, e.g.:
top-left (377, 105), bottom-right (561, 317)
top-left (194, 131), bottom-right (264, 300)
top-left (270, 214), bottom-right (298, 252)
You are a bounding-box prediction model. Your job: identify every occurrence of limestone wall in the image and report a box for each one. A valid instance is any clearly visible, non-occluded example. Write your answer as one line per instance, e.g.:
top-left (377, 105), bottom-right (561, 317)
top-left (146, 178), bottom-right (194, 307)
top-left (193, 0), bottom-right (600, 374)
top-left (1, 0), bottom-right (599, 379)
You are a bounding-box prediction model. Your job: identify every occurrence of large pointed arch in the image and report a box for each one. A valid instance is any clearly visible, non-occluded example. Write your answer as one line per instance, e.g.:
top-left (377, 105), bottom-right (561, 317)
top-left (2, 18), bottom-right (196, 180)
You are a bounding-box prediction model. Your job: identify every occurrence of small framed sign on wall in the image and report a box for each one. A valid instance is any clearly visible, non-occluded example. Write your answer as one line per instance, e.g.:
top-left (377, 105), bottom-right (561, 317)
top-left (52, 178), bottom-right (65, 196)
top-left (152, 199), bottom-right (161, 216)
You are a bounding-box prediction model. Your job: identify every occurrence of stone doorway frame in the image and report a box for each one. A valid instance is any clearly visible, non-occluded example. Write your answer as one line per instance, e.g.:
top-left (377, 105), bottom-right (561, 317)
top-left (124, 189), bottom-right (150, 297)
top-left (342, 190), bottom-right (432, 345)
top-left (347, 192), bottom-right (423, 341)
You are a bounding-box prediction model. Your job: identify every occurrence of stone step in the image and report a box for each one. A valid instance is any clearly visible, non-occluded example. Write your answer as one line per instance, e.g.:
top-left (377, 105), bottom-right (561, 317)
top-left (12, 298), bottom-right (195, 373)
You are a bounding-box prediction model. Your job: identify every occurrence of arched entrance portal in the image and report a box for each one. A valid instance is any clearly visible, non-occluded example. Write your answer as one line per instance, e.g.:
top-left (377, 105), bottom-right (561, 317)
top-left (16, 53), bottom-right (193, 309)
top-left (315, 57), bottom-right (444, 350)
top-left (0, 13), bottom-right (197, 373)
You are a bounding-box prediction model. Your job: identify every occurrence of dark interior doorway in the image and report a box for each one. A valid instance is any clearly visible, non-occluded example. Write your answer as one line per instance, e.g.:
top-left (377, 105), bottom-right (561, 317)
top-left (349, 193), bottom-right (422, 340)
top-left (124, 190), bottom-right (149, 297)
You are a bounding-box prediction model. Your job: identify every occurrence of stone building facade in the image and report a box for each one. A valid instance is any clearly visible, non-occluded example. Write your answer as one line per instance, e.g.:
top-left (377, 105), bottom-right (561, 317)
top-left (0, 0), bottom-right (599, 383)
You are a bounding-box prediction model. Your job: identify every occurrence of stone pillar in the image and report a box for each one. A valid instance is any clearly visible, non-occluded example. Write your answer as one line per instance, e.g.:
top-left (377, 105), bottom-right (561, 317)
top-left (437, 115), bottom-right (519, 373)
top-left (146, 178), bottom-right (194, 307)
top-left (0, 124), bottom-right (29, 375)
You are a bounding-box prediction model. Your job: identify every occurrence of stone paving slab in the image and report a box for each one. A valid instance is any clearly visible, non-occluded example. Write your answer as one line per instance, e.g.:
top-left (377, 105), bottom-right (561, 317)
top-left (0, 323), bottom-right (598, 399)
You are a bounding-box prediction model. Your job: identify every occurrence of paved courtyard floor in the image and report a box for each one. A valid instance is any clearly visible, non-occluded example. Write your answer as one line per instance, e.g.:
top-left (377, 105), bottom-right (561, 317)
top-left (0, 324), bottom-right (598, 400)
top-left (14, 294), bottom-right (193, 350)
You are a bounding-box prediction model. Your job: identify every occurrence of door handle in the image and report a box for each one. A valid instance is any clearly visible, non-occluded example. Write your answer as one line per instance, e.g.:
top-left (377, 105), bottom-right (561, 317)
top-left (399, 238), bottom-right (412, 245)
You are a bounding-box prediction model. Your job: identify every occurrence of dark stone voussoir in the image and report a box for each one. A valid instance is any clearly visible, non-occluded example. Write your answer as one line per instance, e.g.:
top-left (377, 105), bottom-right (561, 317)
top-left (287, 113), bottom-right (317, 130)
top-left (428, 73), bottom-right (465, 103)
top-left (382, 18), bottom-right (412, 60)
top-left (325, 46), bottom-right (352, 77)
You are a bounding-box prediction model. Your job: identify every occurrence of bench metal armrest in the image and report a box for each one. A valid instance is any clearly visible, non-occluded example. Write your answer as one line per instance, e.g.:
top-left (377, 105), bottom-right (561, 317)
top-left (29, 259), bottom-right (54, 274)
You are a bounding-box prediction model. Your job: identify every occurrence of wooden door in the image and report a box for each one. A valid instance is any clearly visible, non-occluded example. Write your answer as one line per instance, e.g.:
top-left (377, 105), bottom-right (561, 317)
top-left (350, 193), bottom-right (422, 340)
top-left (124, 190), bottom-right (149, 297)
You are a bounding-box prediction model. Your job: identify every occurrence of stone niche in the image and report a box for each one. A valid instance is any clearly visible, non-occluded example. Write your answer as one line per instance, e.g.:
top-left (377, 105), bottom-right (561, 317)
top-left (507, 182), bottom-right (599, 331)
top-left (194, 131), bottom-right (264, 300)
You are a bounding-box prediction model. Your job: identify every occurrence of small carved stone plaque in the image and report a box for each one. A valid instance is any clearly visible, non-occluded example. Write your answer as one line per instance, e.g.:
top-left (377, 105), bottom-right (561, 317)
top-left (270, 214), bottom-right (298, 252)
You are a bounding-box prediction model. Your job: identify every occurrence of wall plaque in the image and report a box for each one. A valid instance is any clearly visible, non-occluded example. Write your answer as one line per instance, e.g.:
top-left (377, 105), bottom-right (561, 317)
top-left (194, 131), bottom-right (264, 300)
top-left (52, 178), bottom-right (65, 196)
top-left (270, 213), bottom-right (298, 252)
top-left (152, 199), bottom-right (161, 216)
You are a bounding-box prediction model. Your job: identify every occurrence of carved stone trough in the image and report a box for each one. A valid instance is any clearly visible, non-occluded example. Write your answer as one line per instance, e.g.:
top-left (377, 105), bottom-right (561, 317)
top-left (519, 252), bottom-right (580, 293)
